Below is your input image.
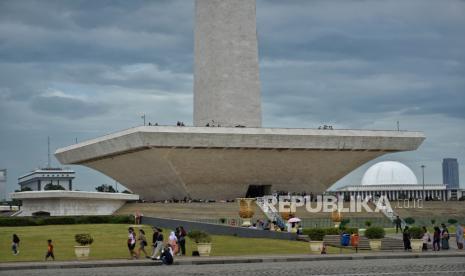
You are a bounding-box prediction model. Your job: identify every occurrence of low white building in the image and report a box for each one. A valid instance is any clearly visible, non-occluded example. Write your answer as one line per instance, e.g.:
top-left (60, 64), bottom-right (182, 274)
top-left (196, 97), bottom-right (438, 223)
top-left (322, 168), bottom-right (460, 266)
top-left (18, 168), bottom-right (75, 191)
top-left (10, 191), bottom-right (139, 216)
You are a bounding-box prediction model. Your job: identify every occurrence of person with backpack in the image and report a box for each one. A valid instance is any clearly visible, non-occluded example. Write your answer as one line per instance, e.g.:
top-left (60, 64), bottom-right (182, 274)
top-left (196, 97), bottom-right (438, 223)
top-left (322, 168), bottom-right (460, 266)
top-left (137, 229), bottom-right (150, 258)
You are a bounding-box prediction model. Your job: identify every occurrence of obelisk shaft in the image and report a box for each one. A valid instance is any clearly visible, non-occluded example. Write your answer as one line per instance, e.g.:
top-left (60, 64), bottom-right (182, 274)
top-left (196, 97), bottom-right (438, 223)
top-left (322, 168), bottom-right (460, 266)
top-left (194, 0), bottom-right (262, 127)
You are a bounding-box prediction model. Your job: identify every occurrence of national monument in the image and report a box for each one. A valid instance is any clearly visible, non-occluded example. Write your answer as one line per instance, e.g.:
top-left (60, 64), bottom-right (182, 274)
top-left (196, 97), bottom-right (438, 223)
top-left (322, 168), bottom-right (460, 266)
top-left (55, 0), bottom-right (425, 201)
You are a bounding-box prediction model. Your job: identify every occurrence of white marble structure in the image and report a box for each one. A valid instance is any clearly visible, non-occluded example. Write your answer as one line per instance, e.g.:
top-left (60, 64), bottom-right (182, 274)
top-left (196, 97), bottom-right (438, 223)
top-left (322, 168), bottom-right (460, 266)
top-left (54, 1), bottom-right (426, 201)
top-left (10, 191), bottom-right (139, 216)
top-left (194, 0), bottom-right (261, 127)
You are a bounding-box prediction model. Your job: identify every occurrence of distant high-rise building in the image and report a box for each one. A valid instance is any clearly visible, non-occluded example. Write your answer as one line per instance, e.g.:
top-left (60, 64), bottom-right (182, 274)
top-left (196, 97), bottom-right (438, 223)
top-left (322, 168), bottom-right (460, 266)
top-left (0, 169), bottom-right (6, 202)
top-left (442, 158), bottom-right (459, 189)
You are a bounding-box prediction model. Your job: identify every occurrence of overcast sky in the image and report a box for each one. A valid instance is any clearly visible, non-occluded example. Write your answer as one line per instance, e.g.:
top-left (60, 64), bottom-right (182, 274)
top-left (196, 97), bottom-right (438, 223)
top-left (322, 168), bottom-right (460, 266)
top-left (1, 0), bottom-right (464, 196)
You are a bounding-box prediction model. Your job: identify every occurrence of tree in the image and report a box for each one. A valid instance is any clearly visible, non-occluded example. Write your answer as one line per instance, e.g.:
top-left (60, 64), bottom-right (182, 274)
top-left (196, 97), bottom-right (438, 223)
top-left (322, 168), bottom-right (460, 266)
top-left (95, 184), bottom-right (116, 193)
top-left (44, 183), bottom-right (65, 190)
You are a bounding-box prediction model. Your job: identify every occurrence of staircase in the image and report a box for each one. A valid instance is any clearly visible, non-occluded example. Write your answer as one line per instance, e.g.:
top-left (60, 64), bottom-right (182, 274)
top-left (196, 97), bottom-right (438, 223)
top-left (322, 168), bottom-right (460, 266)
top-left (255, 197), bottom-right (287, 229)
top-left (373, 197), bottom-right (406, 229)
top-left (323, 235), bottom-right (405, 251)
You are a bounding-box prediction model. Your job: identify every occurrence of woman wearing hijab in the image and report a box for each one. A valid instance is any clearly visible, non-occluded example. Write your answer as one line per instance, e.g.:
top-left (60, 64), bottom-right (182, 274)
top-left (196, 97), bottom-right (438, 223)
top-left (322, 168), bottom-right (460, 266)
top-left (168, 231), bottom-right (179, 255)
top-left (441, 223), bottom-right (450, 250)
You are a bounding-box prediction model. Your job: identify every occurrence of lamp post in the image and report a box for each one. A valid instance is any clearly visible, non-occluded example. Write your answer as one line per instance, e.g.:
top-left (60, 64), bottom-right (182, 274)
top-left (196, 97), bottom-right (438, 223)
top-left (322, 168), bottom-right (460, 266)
top-left (141, 114), bottom-right (146, 126)
top-left (421, 165), bottom-right (425, 199)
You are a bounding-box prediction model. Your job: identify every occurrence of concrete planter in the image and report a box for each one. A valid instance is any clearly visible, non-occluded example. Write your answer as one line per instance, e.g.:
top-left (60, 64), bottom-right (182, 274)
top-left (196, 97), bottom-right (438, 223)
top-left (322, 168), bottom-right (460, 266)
top-left (196, 243), bottom-right (212, 257)
top-left (74, 245), bottom-right (90, 259)
top-left (369, 239), bottom-right (382, 251)
top-left (411, 239), bottom-right (423, 252)
top-left (309, 241), bottom-right (323, 253)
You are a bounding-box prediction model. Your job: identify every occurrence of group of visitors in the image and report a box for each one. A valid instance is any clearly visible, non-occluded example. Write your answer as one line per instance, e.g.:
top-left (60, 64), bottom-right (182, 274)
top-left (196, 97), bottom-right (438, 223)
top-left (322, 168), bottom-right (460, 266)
top-left (127, 226), bottom-right (187, 265)
top-left (401, 223), bottom-right (464, 251)
top-left (248, 219), bottom-right (302, 234)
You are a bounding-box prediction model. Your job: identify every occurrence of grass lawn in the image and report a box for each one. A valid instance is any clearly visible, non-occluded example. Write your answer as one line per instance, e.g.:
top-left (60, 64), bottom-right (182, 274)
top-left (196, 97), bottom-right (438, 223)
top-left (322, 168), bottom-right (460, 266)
top-left (0, 224), bottom-right (351, 262)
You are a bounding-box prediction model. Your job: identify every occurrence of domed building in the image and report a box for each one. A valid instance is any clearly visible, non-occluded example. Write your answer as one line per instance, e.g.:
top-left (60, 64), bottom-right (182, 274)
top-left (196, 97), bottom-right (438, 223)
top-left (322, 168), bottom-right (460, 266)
top-left (335, 161), bottom-right (449, 201)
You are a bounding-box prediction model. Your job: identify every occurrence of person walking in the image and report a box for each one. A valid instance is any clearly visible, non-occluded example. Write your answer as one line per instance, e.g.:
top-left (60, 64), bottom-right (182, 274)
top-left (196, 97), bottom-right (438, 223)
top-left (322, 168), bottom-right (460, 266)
top-left (168, 231), bottom-right (179, 255)
top-left (432, 226), bottom-right (441, 251)
top-left (127, 227), bottom-right (137, 259)
top-left (45, 239), bottom-right (55, 261)
top-left (441, 223), bottom-right (450, 250)
top-left (151, 227), bottom-right (164, 260)
top-left (12, 234), bottom-right (20, 255)
top-left (456, 223), bottom-right (464, 250)
top-left (176, 226), bottom-right (187, 256)
top-left (394, 216), bottom-right (402, 234)
top-left (403, 226), bottom-right (412, 251)
top-left (421, 227), bottom-right (430, 251)
top-left (137, 229), bottom-right (150, 258)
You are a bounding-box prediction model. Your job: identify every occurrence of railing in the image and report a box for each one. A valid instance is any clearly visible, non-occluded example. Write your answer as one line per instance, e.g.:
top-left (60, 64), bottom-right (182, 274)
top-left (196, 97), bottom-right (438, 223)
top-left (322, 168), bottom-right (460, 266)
top-left (256, 197), bottom-right (287, 229)
top-left (373, 197), bottom-right (406, 229)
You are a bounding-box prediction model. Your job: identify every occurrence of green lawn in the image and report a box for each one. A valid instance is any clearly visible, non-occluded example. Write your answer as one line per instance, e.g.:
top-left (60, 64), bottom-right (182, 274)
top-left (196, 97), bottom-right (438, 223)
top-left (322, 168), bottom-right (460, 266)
top-left (0, 224), bottom-right (349, 262)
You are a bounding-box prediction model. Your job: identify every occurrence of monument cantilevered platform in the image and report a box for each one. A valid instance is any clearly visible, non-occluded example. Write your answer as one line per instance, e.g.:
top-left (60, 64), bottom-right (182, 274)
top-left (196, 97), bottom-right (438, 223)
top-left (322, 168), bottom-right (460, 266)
top-left (55, 126), bottom-right (424, 201)
top-left (55, 0), bottom-right (425, 201)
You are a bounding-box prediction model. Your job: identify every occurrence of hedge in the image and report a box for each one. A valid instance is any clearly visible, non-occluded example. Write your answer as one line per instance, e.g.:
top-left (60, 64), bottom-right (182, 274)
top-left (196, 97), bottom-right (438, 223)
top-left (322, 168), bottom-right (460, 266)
top-left (303, 227), bottom-right (359, 238)
top-left (0, 215), bottom-right (132, 227)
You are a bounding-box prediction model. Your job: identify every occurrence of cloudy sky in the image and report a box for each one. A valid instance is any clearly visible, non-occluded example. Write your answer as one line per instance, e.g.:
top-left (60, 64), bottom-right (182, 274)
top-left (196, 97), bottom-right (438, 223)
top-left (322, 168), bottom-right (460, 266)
top-left (1, 0), bottom-right (464, 196)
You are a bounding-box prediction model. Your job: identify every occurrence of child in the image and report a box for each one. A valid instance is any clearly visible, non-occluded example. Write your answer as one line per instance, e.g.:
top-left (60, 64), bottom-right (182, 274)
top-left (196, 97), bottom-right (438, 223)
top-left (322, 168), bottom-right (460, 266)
top-left (45, 239), bottom-right (55, 261)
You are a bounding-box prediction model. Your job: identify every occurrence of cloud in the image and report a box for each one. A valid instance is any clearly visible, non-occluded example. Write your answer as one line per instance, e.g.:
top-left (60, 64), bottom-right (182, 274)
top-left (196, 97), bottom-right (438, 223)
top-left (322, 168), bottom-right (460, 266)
top-left (30, 91), bottom-right (108, 119)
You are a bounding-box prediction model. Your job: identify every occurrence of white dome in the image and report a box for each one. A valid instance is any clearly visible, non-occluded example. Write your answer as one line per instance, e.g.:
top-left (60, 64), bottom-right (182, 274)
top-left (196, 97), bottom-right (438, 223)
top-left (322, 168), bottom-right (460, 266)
top-left (361, 161), bottom-right (418, 186)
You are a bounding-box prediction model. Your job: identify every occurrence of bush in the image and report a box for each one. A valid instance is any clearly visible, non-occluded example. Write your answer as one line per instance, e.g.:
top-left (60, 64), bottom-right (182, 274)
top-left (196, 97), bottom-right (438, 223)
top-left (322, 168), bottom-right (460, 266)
top-left (364, 221), bottom-right (372, 228)
top-left (75, 233), bottom-right (94, 246)
top-left (364, 226), bottom-right (385, 239)
top-left (448, 218), bottom-right (458, 225)
top-left (409, 226), bottom-right (423, 239)
top-left (44, 183), bottom-right (65, 190)
top-left (404, 217), bottom-right (415, 225)
top-left (307, 228), bottom-right (325, 241)
top-left (187, 230), bottom-right (212, 243)
top-left (344, 227), bottom-right (359, 235)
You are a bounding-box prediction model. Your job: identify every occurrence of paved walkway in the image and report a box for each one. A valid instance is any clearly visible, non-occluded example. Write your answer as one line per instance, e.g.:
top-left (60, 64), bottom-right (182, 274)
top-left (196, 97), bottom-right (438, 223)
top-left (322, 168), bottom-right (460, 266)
top-left (4, 256), bottom-right (465, 276)
top-left (1, 251), bottom-right (464, 271)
